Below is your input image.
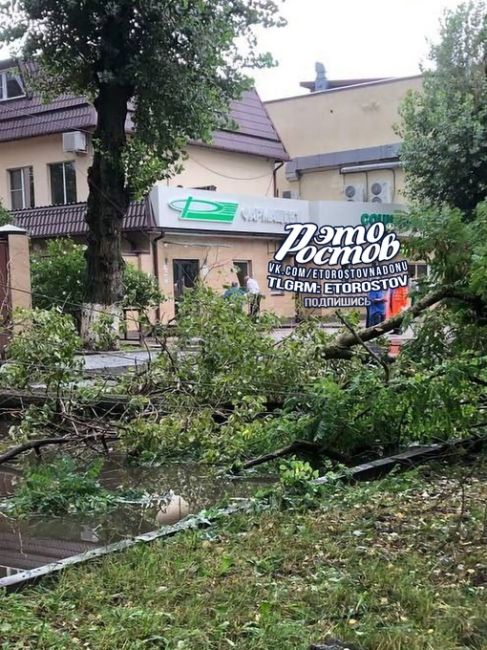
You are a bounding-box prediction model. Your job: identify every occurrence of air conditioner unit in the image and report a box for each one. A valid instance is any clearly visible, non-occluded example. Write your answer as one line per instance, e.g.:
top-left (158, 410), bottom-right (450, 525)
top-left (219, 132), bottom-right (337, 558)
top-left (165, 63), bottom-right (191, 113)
top-left (369, 180), bottom-right (392, 203)
top-left (63, 131), bottom-right (87, 153)
top-left (282, 190), bottom-right (300, 199)
top-left (343, 183), bottom-right (365, 202)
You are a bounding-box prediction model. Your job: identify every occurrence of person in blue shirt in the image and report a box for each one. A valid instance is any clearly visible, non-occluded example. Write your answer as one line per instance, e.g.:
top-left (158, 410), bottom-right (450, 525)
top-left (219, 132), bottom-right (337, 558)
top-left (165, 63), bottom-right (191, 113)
top-left (366, 289), bottom-right (387, 327)
top-left (223, 281), bottom-right (244, 299)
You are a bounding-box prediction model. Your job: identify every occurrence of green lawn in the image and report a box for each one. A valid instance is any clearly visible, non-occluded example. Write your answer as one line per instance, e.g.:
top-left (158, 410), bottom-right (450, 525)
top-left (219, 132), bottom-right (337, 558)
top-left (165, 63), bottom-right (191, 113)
top-left (0, 462), bottom-right (486, 650)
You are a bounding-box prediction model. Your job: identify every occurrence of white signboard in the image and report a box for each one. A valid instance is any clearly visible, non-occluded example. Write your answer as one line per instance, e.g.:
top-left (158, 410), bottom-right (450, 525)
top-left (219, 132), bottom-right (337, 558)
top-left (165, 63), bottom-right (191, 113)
top-left (149, 184), bottom-right (404, 236)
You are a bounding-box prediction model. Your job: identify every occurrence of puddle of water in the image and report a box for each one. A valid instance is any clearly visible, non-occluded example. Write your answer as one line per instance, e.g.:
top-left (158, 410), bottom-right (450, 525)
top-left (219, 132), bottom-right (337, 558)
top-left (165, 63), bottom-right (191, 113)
top-left (0, 455), bottom-right (271, 577)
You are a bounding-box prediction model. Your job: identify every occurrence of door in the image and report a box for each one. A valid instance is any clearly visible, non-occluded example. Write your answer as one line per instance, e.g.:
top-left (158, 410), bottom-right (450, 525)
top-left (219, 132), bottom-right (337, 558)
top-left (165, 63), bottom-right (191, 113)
top-left (173, 259), bottom-right (200, 305)
top-left (233, 260), bottom-right (251, 288)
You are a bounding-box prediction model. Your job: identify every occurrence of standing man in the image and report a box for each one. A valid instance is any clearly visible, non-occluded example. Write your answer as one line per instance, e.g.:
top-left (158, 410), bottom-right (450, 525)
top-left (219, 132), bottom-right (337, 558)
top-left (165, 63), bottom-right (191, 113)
top-left (366, 289), bottom-right (386, 327)
top-left (244, 275), bottom-right (261, 318)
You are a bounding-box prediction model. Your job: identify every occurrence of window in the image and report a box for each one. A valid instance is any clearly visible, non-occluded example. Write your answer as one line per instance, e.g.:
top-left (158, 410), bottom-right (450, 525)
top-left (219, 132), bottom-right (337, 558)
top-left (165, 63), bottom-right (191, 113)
top-left (408, 262), bottom-right (430, 280)
top-left (233, 261), bottom-right (251, 287)
top-left (49, 161), bottom-right (77, 205)
top-left (0, 70), bottom-right (24, 101)
top-left (9, 167), bottom-right (35, 210)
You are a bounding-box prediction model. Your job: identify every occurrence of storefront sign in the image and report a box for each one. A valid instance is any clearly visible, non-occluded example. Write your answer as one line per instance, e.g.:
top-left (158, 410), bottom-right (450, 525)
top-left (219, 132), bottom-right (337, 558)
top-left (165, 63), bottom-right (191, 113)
top-left (151, 185), bottom-right (403, 236)
top-left (169, 197), bottom-right (238, 223)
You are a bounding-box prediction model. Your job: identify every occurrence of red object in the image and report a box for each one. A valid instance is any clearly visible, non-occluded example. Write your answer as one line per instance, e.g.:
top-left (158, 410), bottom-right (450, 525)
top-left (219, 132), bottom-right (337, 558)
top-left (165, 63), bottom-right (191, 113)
top-left (388, 287), bottom-right (409, 319)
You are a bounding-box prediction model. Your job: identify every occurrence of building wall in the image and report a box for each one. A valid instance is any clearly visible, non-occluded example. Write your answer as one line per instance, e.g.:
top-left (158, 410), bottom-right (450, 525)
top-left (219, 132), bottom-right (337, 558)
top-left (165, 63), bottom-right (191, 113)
top-left (266, 76), bottom-right (423, 158)
top-left (0, 134), bottom-right (92, 209)
top-left (154, 234), bottom-right (295, 322)
top-left (7, 232), bottom-right (31, 312)
top-left (294, 167), bottom-right (406, 203)
top-left (0, 137), bottom-right (277, 210)
top-left (268, 77), bottom-right (422, 204)
top-left (166, 145), bottom-right (277, 197)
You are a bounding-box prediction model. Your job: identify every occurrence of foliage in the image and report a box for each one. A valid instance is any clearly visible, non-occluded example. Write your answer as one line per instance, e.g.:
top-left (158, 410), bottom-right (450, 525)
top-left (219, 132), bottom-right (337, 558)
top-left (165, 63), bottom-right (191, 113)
top-left (9, 457), bottom-right (117, 517)
top-left (0, 463), bottom-right (485, 648)
top-left (2, 1), bottom-right (283, 196)
top-left (0, 200), bottom-right (11, 226)
top-left (0, 308), bottom-right (82, 390)
top-left (89, 312), bottom-right (118, 352)
top-left (116, 280), bottom-right (487, 464)
top-left (399, 1), bottom-right (487, 213)
top-left (31, 239), bottom-right (86, 320)
top-left (121, 263), bottom-right (163, 311)
top-left (31, 239), bottom-right (164, 325)
top-left (119, 285), bottom-right (337, 461)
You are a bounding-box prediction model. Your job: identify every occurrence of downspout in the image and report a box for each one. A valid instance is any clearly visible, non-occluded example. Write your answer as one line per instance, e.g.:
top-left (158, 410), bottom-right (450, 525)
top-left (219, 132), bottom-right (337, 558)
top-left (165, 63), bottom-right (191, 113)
top-left (273, 161), bottom-right (285, 197)
top-left (151, 230), bottom-right (165, 323)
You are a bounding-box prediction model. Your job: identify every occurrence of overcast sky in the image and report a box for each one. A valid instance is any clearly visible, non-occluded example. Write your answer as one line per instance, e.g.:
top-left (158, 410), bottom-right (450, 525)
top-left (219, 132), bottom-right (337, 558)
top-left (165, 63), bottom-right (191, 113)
top-left (0, 0), bottom-right (466, 101)
top-left (251, 0), bottom-right (466, 100)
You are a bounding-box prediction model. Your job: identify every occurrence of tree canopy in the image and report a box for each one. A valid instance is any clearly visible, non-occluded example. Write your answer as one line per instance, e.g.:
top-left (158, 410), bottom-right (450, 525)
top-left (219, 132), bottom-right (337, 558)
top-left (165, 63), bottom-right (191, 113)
top-left (0, 0), bottom-right (284, 333)
top-left (2, 0), bottom-right (283, 194)
top-left (399, 0), bottom-right (487, 214)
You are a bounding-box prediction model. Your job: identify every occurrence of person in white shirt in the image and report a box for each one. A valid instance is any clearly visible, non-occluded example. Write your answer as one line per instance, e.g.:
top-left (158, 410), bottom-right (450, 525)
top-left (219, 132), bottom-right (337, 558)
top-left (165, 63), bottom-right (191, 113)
top-left (244, 275), bottom-right (260, 294)
top-left (244, 275), bottom-right (261, 318)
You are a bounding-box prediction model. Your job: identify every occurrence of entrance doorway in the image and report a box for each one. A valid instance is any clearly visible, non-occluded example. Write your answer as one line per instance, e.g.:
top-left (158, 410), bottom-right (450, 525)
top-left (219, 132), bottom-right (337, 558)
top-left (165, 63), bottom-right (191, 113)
top-left (233, 260), bottom-right (251, 288)
top-left (173, 259), bottom-right (200, 306)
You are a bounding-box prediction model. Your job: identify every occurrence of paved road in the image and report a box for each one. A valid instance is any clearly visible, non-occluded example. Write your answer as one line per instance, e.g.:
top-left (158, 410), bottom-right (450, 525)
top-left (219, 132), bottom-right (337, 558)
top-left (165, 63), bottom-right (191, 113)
top-left (78, 324), bottom-right (413, 374)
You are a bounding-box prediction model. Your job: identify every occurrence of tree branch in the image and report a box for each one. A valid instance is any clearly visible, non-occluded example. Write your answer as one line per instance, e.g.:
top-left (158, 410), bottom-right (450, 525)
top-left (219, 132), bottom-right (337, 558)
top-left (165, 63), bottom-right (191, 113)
top-left (322, 284), bottom-right (463, 360)
top-left (335, 311), bottom-right (391, 383)
top-left (233, 440), bottom-right (346, 473)
top-left (0, 434), bottom-right (118, 466)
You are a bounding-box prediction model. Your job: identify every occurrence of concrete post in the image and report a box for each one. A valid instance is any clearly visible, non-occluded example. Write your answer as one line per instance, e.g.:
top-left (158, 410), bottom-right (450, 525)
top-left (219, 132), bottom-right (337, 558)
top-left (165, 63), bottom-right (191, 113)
top-left (0, 224), bottom-right (31, 353)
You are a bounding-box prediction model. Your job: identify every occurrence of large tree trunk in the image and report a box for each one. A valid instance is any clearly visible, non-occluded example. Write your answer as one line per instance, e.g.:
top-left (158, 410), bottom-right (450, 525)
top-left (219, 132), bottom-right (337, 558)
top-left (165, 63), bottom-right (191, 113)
top-left (82, 82), bottom-right (131, 349)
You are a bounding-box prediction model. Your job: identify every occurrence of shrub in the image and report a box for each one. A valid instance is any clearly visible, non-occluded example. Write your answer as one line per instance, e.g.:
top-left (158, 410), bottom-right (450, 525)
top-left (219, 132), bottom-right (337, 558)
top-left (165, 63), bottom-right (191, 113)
top-left (31, 239), bottom-right (86, 321)
top-left (31, 238), bottom-right (164, 326)
top-left (1, 307), bottom-right (82, 390)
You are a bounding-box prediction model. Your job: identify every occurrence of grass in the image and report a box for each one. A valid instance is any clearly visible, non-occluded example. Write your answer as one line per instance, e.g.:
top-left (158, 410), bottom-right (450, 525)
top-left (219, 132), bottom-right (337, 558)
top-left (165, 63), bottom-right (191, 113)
top-left (0, 460), bottom-right (486, 649)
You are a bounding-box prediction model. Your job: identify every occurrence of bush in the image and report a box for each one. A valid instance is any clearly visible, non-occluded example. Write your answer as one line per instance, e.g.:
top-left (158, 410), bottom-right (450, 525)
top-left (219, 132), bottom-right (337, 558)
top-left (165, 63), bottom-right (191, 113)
top-left (31, 239), bottom-right (86, 320)
top-left (122, 258), bottom-right (163, 310)
top-left (1, 307), bottom-right (82, 390)
top-left (31, 238), bottom-right (164, 326)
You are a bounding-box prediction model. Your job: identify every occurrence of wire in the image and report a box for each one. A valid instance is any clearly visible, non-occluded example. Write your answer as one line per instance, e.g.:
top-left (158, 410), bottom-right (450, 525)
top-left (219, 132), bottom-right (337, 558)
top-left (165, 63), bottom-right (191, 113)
top-left (187, 153), bottom-right (275, 182)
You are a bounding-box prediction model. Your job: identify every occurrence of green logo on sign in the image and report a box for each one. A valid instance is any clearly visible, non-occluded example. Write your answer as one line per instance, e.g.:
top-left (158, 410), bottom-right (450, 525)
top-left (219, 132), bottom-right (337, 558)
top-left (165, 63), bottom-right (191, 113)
top-left (361, 213), bottom-right (395, 226)
top-left (169, 196), bottom-right (238, 223)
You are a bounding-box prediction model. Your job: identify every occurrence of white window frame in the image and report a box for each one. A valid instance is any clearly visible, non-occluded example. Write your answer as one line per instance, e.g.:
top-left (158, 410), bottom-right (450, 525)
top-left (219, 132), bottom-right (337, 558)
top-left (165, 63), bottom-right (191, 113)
top-left (49, 161), bottom-right (76, 205)
top-left (8, 166), bottom-right (34, 210)
top-left (0, 69), bottom-right (25, 102)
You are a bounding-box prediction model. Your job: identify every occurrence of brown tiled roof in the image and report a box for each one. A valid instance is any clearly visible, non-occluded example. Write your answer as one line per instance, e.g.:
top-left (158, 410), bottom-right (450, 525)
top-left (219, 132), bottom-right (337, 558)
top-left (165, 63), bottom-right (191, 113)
top-left (0, 60), bottom-right (287, 160)
top-left (12, 199), bottom-right (155, 238)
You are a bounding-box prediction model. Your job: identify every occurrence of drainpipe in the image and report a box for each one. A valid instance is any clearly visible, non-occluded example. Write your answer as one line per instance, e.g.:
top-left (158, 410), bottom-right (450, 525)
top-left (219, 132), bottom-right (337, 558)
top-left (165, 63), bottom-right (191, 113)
top-left (151, 230), bottom-right (165, 323)
top-left (273, 161), bottom-right (285, 197)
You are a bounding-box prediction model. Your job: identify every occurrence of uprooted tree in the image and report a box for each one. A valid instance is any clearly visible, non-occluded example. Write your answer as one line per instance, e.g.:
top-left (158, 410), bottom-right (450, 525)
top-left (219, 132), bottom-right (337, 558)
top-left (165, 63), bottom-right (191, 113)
top-left (0, 1), bottom-right (486, 472)
top-left (0, 0), bottom-right (284, 347)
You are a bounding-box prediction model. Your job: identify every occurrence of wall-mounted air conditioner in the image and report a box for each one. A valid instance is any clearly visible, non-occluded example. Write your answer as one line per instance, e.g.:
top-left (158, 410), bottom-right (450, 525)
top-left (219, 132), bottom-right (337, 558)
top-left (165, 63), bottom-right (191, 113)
top-left (343, 183), bottom-right (365, 202)
top-left (282, 190), bottom-right (300, 199)
top-left (369, 180), bottom-right (392, 203)
top-left (63, 131), bottom-right (87, 154)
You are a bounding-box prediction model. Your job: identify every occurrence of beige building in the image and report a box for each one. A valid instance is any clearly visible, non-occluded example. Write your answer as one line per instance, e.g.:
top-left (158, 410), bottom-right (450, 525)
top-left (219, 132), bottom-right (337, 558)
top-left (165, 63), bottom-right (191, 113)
top-left (0, 59), bottom-right (293, 321)
top-left (266, 74), bottom-right (423, 203)
top-left (1, 59), bottom-right (424, 323)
